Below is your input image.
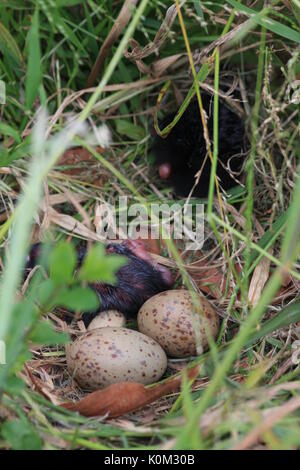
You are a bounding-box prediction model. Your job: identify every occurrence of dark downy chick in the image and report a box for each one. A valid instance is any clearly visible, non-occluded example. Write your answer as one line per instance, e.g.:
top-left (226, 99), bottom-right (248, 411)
top-left (152, 93), bottom-right (246, 197)
top-left (82, 240), bottom-right (173, 325)
top-left (26, 240), bottom-right (173, 326)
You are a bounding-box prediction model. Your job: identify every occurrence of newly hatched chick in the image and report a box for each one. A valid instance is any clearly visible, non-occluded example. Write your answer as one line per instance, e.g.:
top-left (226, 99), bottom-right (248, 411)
top-left (26, 239), bottom-right (173, 326)
top-left (152, 92), bottom-right (246, 197)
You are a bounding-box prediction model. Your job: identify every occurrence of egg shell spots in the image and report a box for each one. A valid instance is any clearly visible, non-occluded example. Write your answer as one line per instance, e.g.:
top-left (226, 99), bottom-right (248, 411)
top-left (87, 310), bottom-right (126, 330)
top-left (66, 327), bottom-right (167, 390)
top-left (137, 290), bottom-right (219, 358)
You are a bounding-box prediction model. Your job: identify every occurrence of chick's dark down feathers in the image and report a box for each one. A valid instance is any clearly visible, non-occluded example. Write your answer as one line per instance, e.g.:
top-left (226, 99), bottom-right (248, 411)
top-left (26, 241), bottom-right (173, 326)
top-left (82, 242), bottom-right (172, 325)
top-left (152, 93), bottom-right (246, 197)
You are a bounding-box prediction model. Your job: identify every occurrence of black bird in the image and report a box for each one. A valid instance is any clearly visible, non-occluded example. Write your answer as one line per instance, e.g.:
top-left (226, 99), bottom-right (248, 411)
top-left (152, 92), bottom-right (246, 197)
top-left (26, 240), bottom-right (173, 327)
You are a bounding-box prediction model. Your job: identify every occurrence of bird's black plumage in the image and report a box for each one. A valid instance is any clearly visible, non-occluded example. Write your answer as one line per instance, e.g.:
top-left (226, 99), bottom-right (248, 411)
top-left (26, 241), bottom-right (173, 327)
top-left (82, 242), bottom-right (173, 325)
top-left (152, 93), bottom-right (246, 197)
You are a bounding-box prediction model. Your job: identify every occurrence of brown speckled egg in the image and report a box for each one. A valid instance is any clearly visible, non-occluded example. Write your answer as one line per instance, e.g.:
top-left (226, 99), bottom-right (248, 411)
top-left (137, 290), bottom-right (219, 358)
top-left (66, 327), bottom-right (167, 390)
top-left (87, 310), bottom-right (126, 330)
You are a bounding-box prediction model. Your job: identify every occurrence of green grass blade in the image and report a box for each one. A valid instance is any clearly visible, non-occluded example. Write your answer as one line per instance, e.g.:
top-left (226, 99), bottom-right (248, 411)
top-left (0, 20), bottom-right (23, 67)
top-left (227, 0), bottom-right (300, 44)
top-left (25, 8), bottom-right (42, 110)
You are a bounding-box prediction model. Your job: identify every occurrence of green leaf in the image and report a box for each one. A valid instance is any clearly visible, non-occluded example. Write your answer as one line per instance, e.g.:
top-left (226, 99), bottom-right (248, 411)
top-left (55, 18), bottom-right (85, 51)
top-left (227, 0), bottom-right (300, 44)
top-left (78, 244), bottom-right (128, 284)
top-left (248, 298), bottom-right (300, 345)
top-left (52, 286), bottom-right (99, 311)
top-left (115, 119), bottom-right (146, 141)
top-left (0, 20), bottom-right (23, 66)
top-left (55, 0), bottom-right (84, 5)
top-left (49, 241), bottom-right (77, 285)
top-left (30, 321), bottom-right (69, 345)
top-left (6, 301), bottom-right (38, 346)
top-left (2, 376), bottom-right (25, 395)
top-left (1, 418), bottom-right (42, 450)
top-left (37, 279), bottom-right (55, 305)
top-left (25, 8), bottom-right (42, 110)
top-left (249, 211), bottom-right (287, 265)
top-left (0, 141), bottom-right (31, 168)
top-left (0, 123), bottom-right (21, 144)
top-left (0, 301), bottom-right (36, 389)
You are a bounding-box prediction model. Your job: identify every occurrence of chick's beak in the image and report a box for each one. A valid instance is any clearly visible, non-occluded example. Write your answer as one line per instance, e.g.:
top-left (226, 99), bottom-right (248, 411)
top-left (158, 162), bottom-right (172, 180)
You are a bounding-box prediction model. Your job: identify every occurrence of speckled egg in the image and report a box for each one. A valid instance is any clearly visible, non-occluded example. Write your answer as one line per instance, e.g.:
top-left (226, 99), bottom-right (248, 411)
top-left (87, 310), bottom-right (126, 330)
top-left (66, 327), bottom-right (167, 390)
top-left (137, 289), bottom-right (219, 358)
